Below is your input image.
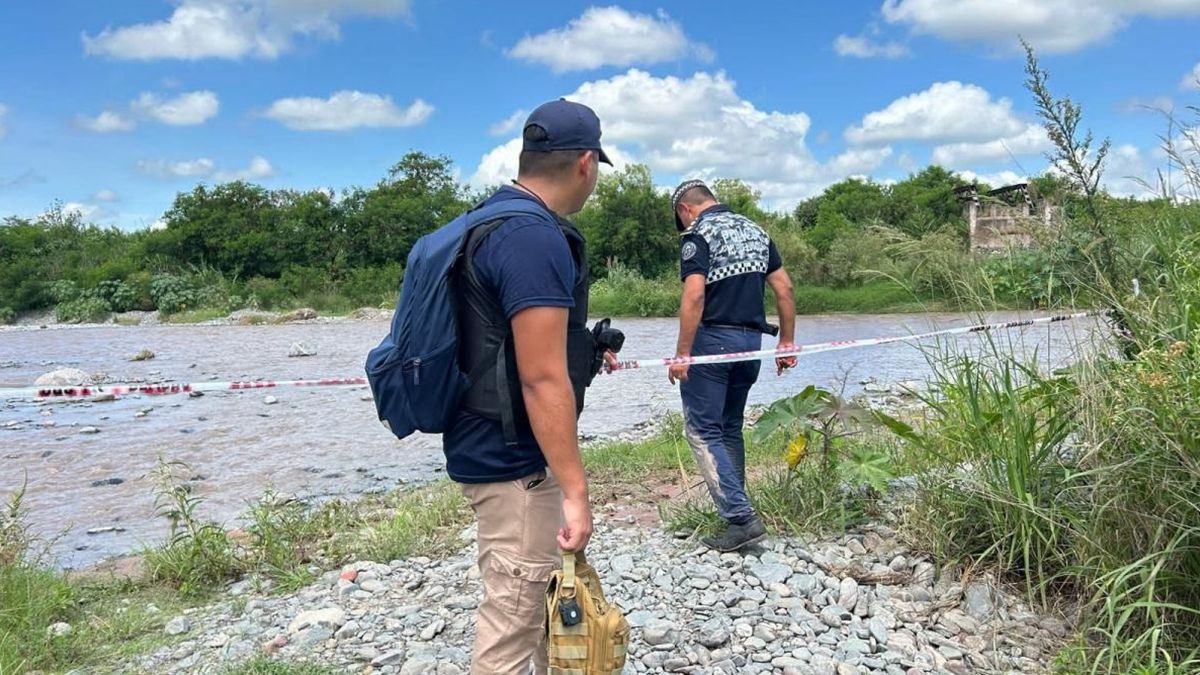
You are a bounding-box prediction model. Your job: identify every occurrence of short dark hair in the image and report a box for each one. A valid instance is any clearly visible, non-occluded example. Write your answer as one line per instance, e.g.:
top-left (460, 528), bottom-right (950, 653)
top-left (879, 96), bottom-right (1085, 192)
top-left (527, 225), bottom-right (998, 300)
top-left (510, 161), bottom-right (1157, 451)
top-left (677, 184), bottom-right (716, 206)
top-left (518, 124), bottom-right (591, 179)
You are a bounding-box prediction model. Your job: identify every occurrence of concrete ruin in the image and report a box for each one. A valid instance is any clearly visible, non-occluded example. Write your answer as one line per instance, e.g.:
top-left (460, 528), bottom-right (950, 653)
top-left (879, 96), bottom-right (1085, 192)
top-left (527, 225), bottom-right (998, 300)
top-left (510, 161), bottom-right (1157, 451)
top-left (956, 182), bottom-right (1054, 251)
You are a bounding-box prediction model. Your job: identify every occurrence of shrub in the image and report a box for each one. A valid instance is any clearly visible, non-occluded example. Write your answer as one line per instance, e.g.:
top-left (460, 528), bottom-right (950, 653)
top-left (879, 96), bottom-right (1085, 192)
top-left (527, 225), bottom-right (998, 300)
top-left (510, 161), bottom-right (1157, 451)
top-left (54, 297), bottom-right (111, 323)
top-left (588, 262), bottom-right (679, 317)
top-left (149, 274), bottom-right (198, 314)
top-left (823, 230), bottom-right (890, 287)
top-left (0, 307), bottom-right (14, 325)
top-left (340, 264), bottom-right (402, 308)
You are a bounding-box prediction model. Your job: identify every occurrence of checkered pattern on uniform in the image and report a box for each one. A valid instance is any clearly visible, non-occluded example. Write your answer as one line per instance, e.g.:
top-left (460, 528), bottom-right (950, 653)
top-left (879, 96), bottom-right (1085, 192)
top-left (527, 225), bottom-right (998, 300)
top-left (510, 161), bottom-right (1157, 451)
top-left (692, 210), bottom-right (771, 285)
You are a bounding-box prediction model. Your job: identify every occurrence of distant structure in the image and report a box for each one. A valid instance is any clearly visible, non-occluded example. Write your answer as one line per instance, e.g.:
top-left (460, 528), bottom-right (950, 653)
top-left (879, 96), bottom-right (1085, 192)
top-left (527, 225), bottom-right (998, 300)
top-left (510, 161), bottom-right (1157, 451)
top-left (955, 182), bottom-right (1055, 251)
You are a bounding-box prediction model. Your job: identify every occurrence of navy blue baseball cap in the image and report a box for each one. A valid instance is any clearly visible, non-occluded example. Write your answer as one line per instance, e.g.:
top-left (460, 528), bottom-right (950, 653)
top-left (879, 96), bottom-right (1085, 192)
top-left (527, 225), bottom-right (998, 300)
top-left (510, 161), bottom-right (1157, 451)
top-left (523, 99), bottom-right (612, 165)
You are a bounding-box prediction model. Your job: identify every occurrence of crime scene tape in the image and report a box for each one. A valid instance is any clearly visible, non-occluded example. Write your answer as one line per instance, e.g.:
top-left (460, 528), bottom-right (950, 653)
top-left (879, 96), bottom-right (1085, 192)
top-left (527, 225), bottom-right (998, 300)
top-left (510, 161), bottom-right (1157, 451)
top-left (0, 311), bottom-right (1098, 401)
top-left (606, 311), bottom-right (1098, 371)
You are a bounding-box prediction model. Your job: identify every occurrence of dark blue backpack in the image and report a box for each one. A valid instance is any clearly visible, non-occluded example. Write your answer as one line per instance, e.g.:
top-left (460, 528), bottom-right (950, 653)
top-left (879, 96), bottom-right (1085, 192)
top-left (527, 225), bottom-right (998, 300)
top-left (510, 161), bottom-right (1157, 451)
top-left (365, 199), bottom-right (552, 439)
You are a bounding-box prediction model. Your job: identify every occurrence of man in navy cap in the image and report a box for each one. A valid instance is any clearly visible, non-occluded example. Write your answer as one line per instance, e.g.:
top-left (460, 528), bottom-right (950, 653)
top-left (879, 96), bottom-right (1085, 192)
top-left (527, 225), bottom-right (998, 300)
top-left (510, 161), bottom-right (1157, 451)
top-left (668, 179), bottom-right (797, 552)
top-left (447, 99), bottom-right (613, 674)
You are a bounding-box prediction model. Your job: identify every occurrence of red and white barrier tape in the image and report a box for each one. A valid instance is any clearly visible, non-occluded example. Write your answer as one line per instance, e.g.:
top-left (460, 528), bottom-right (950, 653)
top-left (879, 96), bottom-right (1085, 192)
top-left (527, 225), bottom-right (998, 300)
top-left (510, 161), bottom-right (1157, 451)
top-left (0, 377), bottom-right (368, 401)
top-left (605, 311), bottom-right (1097, 372)
top-left (0, 311), bottom-right (1097, 400)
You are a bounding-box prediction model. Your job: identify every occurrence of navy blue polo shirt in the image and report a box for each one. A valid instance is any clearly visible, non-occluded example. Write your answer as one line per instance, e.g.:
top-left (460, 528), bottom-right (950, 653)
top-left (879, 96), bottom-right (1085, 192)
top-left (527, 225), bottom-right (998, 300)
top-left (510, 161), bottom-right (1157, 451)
top-left (443, 187), bottom-right (578, 484)
top-left (680, 204), bottom-right (782, 331)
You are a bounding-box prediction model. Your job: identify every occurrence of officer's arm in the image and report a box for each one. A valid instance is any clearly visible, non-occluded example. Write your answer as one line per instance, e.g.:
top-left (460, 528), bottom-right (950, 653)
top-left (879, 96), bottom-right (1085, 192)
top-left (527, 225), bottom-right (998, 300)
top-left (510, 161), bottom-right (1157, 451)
top-left (767, 268), bottom-right (796, 346)
top-left (675, 274), bottom-right (706, 357)
top-left (510, 306), bottom-right (586, 501)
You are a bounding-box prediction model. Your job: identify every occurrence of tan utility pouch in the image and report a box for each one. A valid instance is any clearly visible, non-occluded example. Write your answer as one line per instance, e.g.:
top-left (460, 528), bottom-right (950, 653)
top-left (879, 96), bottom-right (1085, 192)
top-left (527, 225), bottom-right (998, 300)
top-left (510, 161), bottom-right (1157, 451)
top-left (545, 551), bottom-right (631, 674)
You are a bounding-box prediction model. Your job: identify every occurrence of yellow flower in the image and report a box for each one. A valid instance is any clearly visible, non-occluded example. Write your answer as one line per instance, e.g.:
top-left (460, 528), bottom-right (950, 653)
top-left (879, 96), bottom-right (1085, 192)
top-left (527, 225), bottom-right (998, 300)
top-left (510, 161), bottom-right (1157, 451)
top-left (785, 435), bottom-right (808, 469)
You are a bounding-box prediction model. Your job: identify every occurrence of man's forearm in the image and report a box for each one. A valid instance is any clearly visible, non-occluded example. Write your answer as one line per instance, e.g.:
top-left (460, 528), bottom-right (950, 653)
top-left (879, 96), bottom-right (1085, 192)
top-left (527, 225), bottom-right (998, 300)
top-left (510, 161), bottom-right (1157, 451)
top-left (676, 295), bottom-right (703, 355)
top-left (523, 378), bottom-right (587, 500)
top-left (776, 290), bottom-right (796, 345)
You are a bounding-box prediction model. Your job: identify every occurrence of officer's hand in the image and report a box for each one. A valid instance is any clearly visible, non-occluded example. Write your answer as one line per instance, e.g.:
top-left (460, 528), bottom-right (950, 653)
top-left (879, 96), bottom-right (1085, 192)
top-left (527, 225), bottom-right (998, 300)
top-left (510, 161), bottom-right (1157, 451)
top-left (603, 350), bottom-right (618, 373)
top-left (558, 494), bottom-right (593, 552)
top-left (668, 363), bottom-right (689, 385)
top-left (776, 343), bottom-right (798, 375)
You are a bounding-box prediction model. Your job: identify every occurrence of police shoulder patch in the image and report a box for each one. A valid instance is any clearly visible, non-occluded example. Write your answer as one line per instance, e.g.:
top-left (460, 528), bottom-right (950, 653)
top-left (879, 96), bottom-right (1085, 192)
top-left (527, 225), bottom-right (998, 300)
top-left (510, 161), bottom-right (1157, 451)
top-left (681, 241), bottom-right (698, 261)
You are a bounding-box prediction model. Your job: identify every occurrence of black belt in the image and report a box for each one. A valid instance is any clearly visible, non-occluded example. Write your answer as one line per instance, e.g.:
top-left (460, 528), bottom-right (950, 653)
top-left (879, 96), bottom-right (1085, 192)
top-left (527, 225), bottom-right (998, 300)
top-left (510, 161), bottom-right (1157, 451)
top-left (702, 322), bottom-right (779, 337)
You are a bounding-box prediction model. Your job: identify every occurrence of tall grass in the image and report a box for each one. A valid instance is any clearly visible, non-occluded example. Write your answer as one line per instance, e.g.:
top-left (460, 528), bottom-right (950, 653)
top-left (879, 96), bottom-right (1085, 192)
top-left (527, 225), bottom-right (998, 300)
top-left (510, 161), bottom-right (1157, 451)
top-left (875, 217), bottom-right (1200, 673)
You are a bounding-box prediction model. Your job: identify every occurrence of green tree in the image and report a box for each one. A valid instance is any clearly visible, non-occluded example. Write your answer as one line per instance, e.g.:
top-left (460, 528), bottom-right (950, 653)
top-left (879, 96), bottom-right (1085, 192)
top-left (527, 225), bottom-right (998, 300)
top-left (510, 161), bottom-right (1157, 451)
top-left (341, 152), bottom-right (467, 268)
top-left (575, 164), bottom-right (676, 279)
top-left (886, 166), bottom-right (969, 238)
top-left (712, 178), bottom-right (768, 222)
top-left (147, 182), bottom-right (284, 277)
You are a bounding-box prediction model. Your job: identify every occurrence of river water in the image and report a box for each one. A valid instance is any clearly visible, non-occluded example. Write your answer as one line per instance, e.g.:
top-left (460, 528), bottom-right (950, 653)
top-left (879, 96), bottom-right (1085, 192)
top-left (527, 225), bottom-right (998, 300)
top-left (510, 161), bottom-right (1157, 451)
top-left (0, 312), bottom-right (1101, 568)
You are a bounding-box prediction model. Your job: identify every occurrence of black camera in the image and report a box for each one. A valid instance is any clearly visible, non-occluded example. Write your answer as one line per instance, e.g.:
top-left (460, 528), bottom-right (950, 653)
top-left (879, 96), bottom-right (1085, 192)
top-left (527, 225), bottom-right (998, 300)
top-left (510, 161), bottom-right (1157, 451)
top-left (589, 318), bottom-right (625, 383)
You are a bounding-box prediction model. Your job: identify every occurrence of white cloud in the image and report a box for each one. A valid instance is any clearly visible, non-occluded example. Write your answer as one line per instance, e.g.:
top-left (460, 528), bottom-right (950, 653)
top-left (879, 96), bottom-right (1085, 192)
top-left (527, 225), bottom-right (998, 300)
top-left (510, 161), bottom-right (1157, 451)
top-left (1182, 62), bottom-right (1200, 90)
top-left (488, 109), bottom-right (527, 137)
top-left (131, 90), bottom-right (219, 125)
top-left (470, 69), bottom-right (893, 209)
top-left (0, 103), bottom-right (6, 141)
top-left (1103, 143), bottom-right (1171, 198)
top-left (137, 158), bottom-right (217, 177)
top-left (833, 34), bottom-right (910, 59)
top-left (149, 220), bottom-right (168, 232)
top-left (76, 110), bottom-right (137, 133)
top-left (1119, 95), bottom-right (1177, 114)
top-left (955, 169), bottom-right (1027, 187)
top-left (137, 155), bottom-right (275, 182)
top-left (507, 6), bottom-right (713, 73)
top-left (263, 90), bottom-right (432, 130)
top-left (214, 156), bottom-right (275, 181)
top-left (932, 124), bottom-right (1052, 165)
top-left (846, 81), bottom-right (1026, 145)
top-left (92, 189), bottom-right (119, 202)
top-left (83, 0), bottom-right (412, 61)
top-left (62, 202), bottom-right (101, 220)
top-left (78, 89), bottom-right (219, 133)
top-left (881, 0), bottom-right (1200, 54)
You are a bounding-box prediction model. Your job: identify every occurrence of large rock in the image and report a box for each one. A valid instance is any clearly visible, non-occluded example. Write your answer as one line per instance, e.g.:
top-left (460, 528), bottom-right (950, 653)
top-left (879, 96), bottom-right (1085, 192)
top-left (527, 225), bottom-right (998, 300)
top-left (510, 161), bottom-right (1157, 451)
top-left (697, 618), bottom-right (730, 648)
top-left (280, 308), bottom-right (318, 322)
top-left (371, 650), bottom-right (405, 667)
top-left (287, 607), bottom-right (347, 635)
top-left (642, 618), bottom-right (679, 646)
top-left (838, 577), bottom-right (859, 609)
top-left (749, 562), bottom-right (794, 586)
top-left (164, 616), bottom-right (192, 636)
top-left (35, 368), bottom-right (93, 387)
top-left (964, 581), bottom-right (996, 623)
top-left (287, 341), bottom-right (317, 358)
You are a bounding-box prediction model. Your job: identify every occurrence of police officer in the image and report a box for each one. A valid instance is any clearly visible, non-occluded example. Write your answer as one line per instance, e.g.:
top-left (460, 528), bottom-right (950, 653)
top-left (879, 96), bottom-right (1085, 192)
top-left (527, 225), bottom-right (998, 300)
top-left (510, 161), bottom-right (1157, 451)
top-left (447, 100), bottom-right (614, 674)
top-left (668, 179), bottom-right (797, 552)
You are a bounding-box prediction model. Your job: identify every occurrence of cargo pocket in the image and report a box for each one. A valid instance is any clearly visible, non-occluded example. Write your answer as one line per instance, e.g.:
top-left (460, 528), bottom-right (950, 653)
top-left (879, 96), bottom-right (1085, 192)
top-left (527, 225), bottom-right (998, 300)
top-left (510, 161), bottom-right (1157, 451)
top-left (483, 549), bottom-right (557, 618)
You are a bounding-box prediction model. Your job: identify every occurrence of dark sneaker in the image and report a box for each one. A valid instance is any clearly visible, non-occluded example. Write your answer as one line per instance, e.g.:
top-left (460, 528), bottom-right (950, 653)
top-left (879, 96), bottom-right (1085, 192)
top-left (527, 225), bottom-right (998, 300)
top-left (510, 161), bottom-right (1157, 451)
top-left (702, 518), bottom-right (767, 552)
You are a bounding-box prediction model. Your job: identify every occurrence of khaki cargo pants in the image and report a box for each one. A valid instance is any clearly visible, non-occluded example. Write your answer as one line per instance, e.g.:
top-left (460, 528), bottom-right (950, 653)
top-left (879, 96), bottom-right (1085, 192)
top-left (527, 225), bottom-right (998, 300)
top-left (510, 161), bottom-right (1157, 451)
top-left (461, 469), bottom-right (563, 675)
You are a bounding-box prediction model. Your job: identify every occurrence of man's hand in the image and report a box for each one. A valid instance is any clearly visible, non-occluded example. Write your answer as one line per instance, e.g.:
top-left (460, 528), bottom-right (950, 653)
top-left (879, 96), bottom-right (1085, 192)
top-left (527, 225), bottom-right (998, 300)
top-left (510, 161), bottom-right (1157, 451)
top-left (668, 362), bottom-right (689, 385)
top-left (776, 342), bottom-right (798, 375)
top-left (558, 494), bottom-right (593, 551)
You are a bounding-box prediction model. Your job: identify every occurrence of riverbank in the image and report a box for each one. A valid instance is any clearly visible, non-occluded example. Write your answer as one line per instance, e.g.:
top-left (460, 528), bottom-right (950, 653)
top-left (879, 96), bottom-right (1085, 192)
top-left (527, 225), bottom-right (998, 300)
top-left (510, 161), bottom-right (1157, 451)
top-left (1, 415), bottom-right (1074, 675)
top-left (5, 278), bottom-right (994, 331)
top-left (0, 313), bottom-right (1097, 570)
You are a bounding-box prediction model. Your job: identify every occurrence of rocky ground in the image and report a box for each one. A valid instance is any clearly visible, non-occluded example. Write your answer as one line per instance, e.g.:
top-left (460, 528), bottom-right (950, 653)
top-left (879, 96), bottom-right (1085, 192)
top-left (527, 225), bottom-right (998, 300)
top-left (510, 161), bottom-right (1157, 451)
top-left (122, 518), bottom-right (1068, 675)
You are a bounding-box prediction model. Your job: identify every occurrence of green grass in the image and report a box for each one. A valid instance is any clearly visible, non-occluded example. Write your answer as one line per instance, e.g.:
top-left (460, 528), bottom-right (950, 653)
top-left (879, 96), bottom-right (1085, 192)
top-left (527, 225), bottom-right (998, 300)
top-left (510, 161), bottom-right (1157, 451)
top-left (160, 307), bottom-right (230, 324)
top-left (0, 564), bottom-right (193, 673)
top-left (790, 280), bottom-right (941, 314)
top-left (350, 480), bottom-right (472, 563)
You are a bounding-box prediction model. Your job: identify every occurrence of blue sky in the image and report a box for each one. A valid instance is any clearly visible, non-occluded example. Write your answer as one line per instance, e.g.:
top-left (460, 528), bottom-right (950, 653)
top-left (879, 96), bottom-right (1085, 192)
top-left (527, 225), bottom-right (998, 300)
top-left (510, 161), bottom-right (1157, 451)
top-left (0, 1), bottom-right (1197, 230)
